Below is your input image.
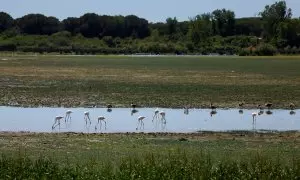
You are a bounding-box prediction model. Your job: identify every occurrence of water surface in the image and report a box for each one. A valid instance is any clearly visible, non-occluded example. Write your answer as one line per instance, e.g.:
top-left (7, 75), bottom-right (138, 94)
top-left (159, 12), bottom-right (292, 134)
top-left (0, 107), bottom-right (299, 133)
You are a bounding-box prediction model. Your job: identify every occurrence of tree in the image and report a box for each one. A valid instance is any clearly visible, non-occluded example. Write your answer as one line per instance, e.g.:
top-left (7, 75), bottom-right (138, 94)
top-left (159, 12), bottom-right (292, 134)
top-left (259, 1), bottom-right (292, 39)
top-left (212, 9), bottom-right (235, 36)
top-left (166, 17), bottom-right (178, 35)
top-left (235, 17), bottom-right (264, 36)
top-left (0, 12), bottom-right (14, 33)
top-left (62, 17), bottom-right (80, 35)
top-left (79, 13), bottom-right (102, 38)
top-left (124, 15), bottom-right (150, 38)
top-left (188, 14), bottom-right (212, 45)
top-left (16, 14), bottom-right (60, 35)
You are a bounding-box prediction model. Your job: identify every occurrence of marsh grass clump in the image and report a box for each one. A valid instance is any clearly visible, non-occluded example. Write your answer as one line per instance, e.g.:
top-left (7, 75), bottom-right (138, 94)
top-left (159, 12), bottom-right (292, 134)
top-left (1, 152), bottom-right (300, 179)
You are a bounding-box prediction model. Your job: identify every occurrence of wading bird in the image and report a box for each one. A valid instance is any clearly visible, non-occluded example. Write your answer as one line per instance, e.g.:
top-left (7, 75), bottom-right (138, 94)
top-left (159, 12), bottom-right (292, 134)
top-left (290, 103), bottom-right (295, 110)
top-left (159, 111), bottom-right (166, 120)
top-left (107, 104), bottom-right (112, 112)
top-left (84, 111), bottom-right (91, 124)
top-left (153, 108), bottom-right (160, 122)
top-left (210, 103), bottom-right (217, 110)
top-left (238, 102), bottom-right (244, 114)
top-left (136, 116), bottom-right (146, 130)
top-left (52, 115), bottom-right (64, 130)
top-left (265, 103), bottom-right (272, 109)
top-left (65, 110), bottom-right (73, 123)
top-left (239, 102), bottom-right (244, 108)
top-left (95, 116), bottom-right (106, 130)
top-left (184, 106), bottom-right (189, 115)
top-left (131, 103), bottom-right (137, 109)
top-left (107, 104), bottom-right (112, 109)
top-left (251, 112), bottom-right (258, 131)
top-left (257, 104), bottom-right (264, 115)
top-left (159, 111), bottom-right (167, 123)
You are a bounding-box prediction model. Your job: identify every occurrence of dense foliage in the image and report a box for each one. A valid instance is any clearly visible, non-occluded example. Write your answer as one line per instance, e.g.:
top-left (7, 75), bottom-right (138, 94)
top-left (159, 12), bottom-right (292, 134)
top-left (0, 1), bottom-right (300, 55)
top-left (1, 153), bottom-right (300, 179)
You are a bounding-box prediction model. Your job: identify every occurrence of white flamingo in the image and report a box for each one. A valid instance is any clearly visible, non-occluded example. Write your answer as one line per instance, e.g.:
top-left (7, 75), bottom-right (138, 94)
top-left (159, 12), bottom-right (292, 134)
top-left (65, 110), bottom-right (73, 123)
top-left (95, 116), bottom-right (106, 130)
top-left (152, 108), bottom-right (160, 122)
top-left (252, 112), bottom-right (258, 131)
top-left (52, 115), bottom-right (64, 130)
top-left (184, 106), bottom-right (189, 115)
top-left (84, 111), bottom-right (91, 125)
top-left (136, 116), bottom-right (146, 130)
top-left (159, 111), bottom-right (166, 123)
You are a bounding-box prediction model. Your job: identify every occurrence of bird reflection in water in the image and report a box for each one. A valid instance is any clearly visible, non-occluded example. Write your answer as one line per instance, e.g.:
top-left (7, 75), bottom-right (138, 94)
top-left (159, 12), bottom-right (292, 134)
top-left (131, 109), bottom-right (139, 116)
top-left (290, 111), bottom-right (296, 115)
top-left (210, 110), bottom-right (217, 117)
top-left (266, 110), bottom-right (273, 115)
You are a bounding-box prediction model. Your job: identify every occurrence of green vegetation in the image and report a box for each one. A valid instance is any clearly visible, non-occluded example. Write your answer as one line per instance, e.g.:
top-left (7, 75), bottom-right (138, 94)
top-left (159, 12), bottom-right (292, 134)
top-left (1, 55), bottom-right (300, 108)
top-left (1, 132), bottom-right (300, 179)
top-left (1, 1), bottom-right (300, 55)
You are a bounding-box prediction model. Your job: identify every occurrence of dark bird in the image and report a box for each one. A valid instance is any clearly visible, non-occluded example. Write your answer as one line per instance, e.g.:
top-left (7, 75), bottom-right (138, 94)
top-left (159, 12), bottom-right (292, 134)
top-left (265, 103), bottom-right (272, 109)
top-left (210, 103), bottom-right (217, 110)
top-left (238, 102), bottom-right (244, 108)
top-left (289, 103), bottom-right (295, 110)
top-left (131, 103), bottom-right (137, 109)
top-left (107, 104), bottom-right (112, 109)
top-left (257, 104), bottom-right (263, 110)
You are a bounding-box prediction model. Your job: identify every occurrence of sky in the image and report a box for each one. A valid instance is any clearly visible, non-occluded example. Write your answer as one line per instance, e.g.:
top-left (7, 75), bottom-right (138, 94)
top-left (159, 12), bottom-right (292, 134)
top-left (1, 0), bottom-right (300, 22)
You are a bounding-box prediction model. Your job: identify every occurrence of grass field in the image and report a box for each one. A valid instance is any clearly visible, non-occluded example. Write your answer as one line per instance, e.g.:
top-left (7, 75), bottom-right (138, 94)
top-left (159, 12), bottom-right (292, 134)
top-left (1, 55), bottom-right (300, 108)
top-left (1, 55), bottom-right (300, 178)
top-left (0, 132), bottom-right (300, 179)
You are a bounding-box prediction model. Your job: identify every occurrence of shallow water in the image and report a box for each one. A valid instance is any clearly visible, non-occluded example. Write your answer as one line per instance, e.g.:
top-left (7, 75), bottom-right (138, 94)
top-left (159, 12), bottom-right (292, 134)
top-left (0, 107), bottom-right (299, 133)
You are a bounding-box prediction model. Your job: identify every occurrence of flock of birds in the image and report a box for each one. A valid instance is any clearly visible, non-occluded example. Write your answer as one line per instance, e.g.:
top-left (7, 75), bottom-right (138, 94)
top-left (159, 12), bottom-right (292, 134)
top-left (52, 102), bottom-right (297, 131)
top-left (52, 103), bottom-right (167, 131)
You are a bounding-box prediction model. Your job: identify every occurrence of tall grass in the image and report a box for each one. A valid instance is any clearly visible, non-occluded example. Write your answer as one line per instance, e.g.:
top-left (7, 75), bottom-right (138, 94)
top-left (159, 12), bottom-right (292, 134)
top-left (1, 152), bottom-right (299, 179)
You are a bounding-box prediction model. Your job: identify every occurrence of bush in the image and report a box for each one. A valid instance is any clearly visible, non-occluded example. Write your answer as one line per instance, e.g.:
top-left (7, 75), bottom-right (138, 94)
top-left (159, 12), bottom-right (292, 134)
top-left (255, 43), bottom-right (277, 56)
top-left (0, 41), bottom-right (16, 51)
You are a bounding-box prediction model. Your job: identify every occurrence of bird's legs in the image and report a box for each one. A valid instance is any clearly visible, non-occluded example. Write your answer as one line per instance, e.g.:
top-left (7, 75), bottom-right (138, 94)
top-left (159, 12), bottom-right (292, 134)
top-left (52, 119), bottom-right (58, 130)
top-left (65, 114), bottom-right (71, 123)
top-left (136, 120), bottom-right (142, 130)
top-left (100, 120), bottom-right (107, 130)
top-left (84, 115), bottom-right (91, 125)
top-left (95, 119), bottom-right (99, 131)
top-left (252, 116), bottom-right (257, 132)
top-left (52, 119), bottom-right (61, 130)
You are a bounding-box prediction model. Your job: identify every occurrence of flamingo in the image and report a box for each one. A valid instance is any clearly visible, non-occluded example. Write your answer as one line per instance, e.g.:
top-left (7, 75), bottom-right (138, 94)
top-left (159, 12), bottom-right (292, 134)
top-left (95, 116), bottom-right (106, 130)
top-left (251, 112), bottom-right (258, 131)
top-left (65, 110), bottom-right (73, 123)
top-left (84, 111), bottom-right (91, 124)
top-left (136, 116), bottom-right (146, 130)
top-left (184, 106), bottom-right (189, 115)
top-left (152, 108), bottom-right (160, 122)
top-left (52, 115), bottom-right (64, 130)
top-left (159, 111), bottom-right (166, 122)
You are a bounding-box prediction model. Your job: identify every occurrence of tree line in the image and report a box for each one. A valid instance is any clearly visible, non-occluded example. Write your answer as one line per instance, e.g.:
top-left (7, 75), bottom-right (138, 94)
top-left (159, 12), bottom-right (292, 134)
top-left (0, 1), bottom-right (300, 55)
